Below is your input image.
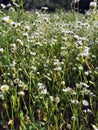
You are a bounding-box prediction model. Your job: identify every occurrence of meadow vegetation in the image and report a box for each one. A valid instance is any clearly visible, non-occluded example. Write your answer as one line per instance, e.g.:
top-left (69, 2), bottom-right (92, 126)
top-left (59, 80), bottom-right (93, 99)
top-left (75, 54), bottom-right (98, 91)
top-left (0, 5), bottom-right (98, 130)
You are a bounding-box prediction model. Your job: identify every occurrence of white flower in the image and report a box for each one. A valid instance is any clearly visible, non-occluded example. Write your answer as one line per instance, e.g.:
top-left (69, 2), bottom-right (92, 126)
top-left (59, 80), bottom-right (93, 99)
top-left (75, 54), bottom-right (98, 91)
top-left (61, 81), bottom-right (65, 85)
top-left (92, 124), bottom-right (98, 130)
top-left (41, 6), bottom-right (48, 10)
top-left (0, 4), bottom-right (6, 8)
top-left (77, 40), bottom-right (83, 46)
top-left (38, 83), bottom-right (47, 95)
top-left (74, 35), bottom-right (80, 40)
top-left (35, 42), bottom-right (42, 46)
top-left (7, 4), bottom-right (11, 8)
top-left (78, 65), bottom-right (83, 70)
top-left (16, 39), bottom-right (23, 46)
top-left (40, 88), bottom-right (47, 95)
top-left (38, 83), bottom-right (43, 87)
top-left (62, 87), bottom-right (76, 95)
top-left (30, 52), bottom-right (36, 56)
top-left (18, 91), bottom-right (25, 96)
top-left (49, 96), bottom-right (54, 102)
top-left (0, 48), bottom-right (4, 53)
top-left (24, 25), bottom-right (30, 31)
top-left (84, 71), bottom-right (89, 76)
top-left (83, 46), bottom-right (90, 57)
top-left (71, 100), bottom-right (79, 104)
top-left (67, 124), bottom-right (71, 129)
top-left (13, 2), bottom-right (19, 8)
top-left (83, 108), bottom-right (92, 113)
top-left (1, 16), bottom-right (15, 25)
top-left (23, 32), bottom-right (28, 37)
top-left (90, 2), bottom-right (97, 9)
top-left (10, 44), bottom-right (17, 51)
top-left (1, 85), bottom-right (9, 92)
top-left (55, 96), bottom-right (60, 104)
top-left (8, 119), bottom-right (13, 126)
top-left (54, 67), bottom-right (62, 71)
top-left (10, 61), bottom-right (16, 67)
top-left (77, 46), bottom-right (90, 57)
top-left (71, 116), bottom-right (76, 121)
top-left (54, 59), bottom-right (60, 65)
top-left (80, 82), bottom-right (89, 88)
top-left (62, 87), bottom-right (71, 92)
top-left (82, 100), bottom-right (89, 106)
top-left (0, 93), bottom-right (4, 99)
top-left (31, 66), bottom-right (37, 71)
top-left (14, 78), bottom-right (19, 84)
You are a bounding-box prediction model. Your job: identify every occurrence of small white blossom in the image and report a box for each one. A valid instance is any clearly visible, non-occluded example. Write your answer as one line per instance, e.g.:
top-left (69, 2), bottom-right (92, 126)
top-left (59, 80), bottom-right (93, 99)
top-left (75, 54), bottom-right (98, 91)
top-left (1, 85), bottom-right (9, 92)
top-left (83, 46), bottom-right (90, 57)
top-left (40, 88), bottom-right (47, 95)
top-left (74, 35), bottom-right (80, 40)
top-left (71, 116), bottom-right (76, 121)
top-left (54, 67), bottom-right (62, 71)
top-left (78, 65), bottom-right (83, 70)
top-left (1, 16), bottom-right (16, 25)
top-left (41, 6), bottom-right (48, 10)
top-left (18, 91), bottom-right (25, 96)
top-left (23, 32), bottom-right (28, 37)
top-left (24, 25), bottom-right (30, 31)
top-left (0, 93), bottom-right (4, 99)
top-left (84, 71), bottom-right (89, 76)
top-left (14, 78), bottom-right (20, 84)
top-left (80, 82), bottom-right (89, 88)
top-left (0, 48), bottom-right (4, 53)
top-left (16, 39), bottom-right (23, 46)
top-left (55, 96), bottom-right (60, 104)
top-left (30, 52), bottom-right (36, 56)
top-left (31, 66), bottom-right (37, 71)
top-left (83, 108), bottom-right (92, 113)
top-left (38, 83), bottom-right (47, 95)
top-left (0, 4), bottom-right (6, 8)
top-left (18, 80), bottom-right (24, 87)
top-left (10, 44), bottom-right (17, 51)
top-left (71, 100), bottom-right (79, 104)
top-left (62, 87), bottom-right (76, 95)
top-left (82, 100), bottom-right (89, 106)
top-left (61, 81), bottom-right (65, 85)
top-left (49, 96), bottom-right (54, 102)
top-left (92, 124), bottom-right (98, 130)
top-left (90, 2), bottom-right (97, 9)
top-left (67, 124), bottom-right (71, 129)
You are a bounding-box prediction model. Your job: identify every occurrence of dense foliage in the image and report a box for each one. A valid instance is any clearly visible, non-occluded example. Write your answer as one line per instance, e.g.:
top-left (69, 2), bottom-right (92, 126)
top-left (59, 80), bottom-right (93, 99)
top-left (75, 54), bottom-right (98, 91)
top-left (0, 4), bottom-right (98, 130)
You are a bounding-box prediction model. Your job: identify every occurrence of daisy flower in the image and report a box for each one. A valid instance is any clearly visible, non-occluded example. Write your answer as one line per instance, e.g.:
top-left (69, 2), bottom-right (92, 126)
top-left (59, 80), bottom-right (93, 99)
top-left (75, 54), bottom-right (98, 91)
top-left (1, 16), bottom-right (15, 25)
top-left (1, 84), bottom-right (9, 92)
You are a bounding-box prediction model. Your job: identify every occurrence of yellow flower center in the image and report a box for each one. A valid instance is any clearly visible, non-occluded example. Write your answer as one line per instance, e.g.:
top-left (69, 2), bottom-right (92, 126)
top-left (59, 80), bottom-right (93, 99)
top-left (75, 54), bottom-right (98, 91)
top-left (7, 19), bottom-right (13, 24)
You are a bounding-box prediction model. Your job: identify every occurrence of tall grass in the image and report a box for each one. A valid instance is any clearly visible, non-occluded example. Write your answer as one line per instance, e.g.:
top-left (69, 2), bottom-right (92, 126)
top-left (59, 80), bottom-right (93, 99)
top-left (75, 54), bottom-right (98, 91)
top-left (0, 4), bottom-right (98, 130)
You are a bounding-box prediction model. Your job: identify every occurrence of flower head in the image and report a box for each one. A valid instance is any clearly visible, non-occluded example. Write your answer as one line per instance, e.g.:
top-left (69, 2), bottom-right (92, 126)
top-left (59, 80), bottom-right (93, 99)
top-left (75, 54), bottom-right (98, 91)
top-left (38, 83), bottom-right (47, 95)
top-left (8, 119), bottom-right (13, 126)
top-left (18, 91), bottom-right (25, 96)
top-left (1, 16), bottom-right (15, 25)
top-left (92, 124), bottom-right (98, 130)
top-left (90, 2), bottom-right (97, 9)
top-left (0, 48), bottom-right (4, 53)
top-left (82, 100), bottom-right (89, 106)
top-left (14, 78), bottom-right (19, 84)
top-left (41, 6), bottom-right (48, 11)
top-left (0, 3), bottom-right (6, 9)
top-left (1, 85), bottom-right (9, 92)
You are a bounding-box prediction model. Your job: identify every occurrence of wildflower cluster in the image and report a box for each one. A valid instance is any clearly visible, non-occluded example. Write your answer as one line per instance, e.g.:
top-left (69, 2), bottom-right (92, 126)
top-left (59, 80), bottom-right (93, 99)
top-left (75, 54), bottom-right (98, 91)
top-left (0, 8), bottom-right (98, 130)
